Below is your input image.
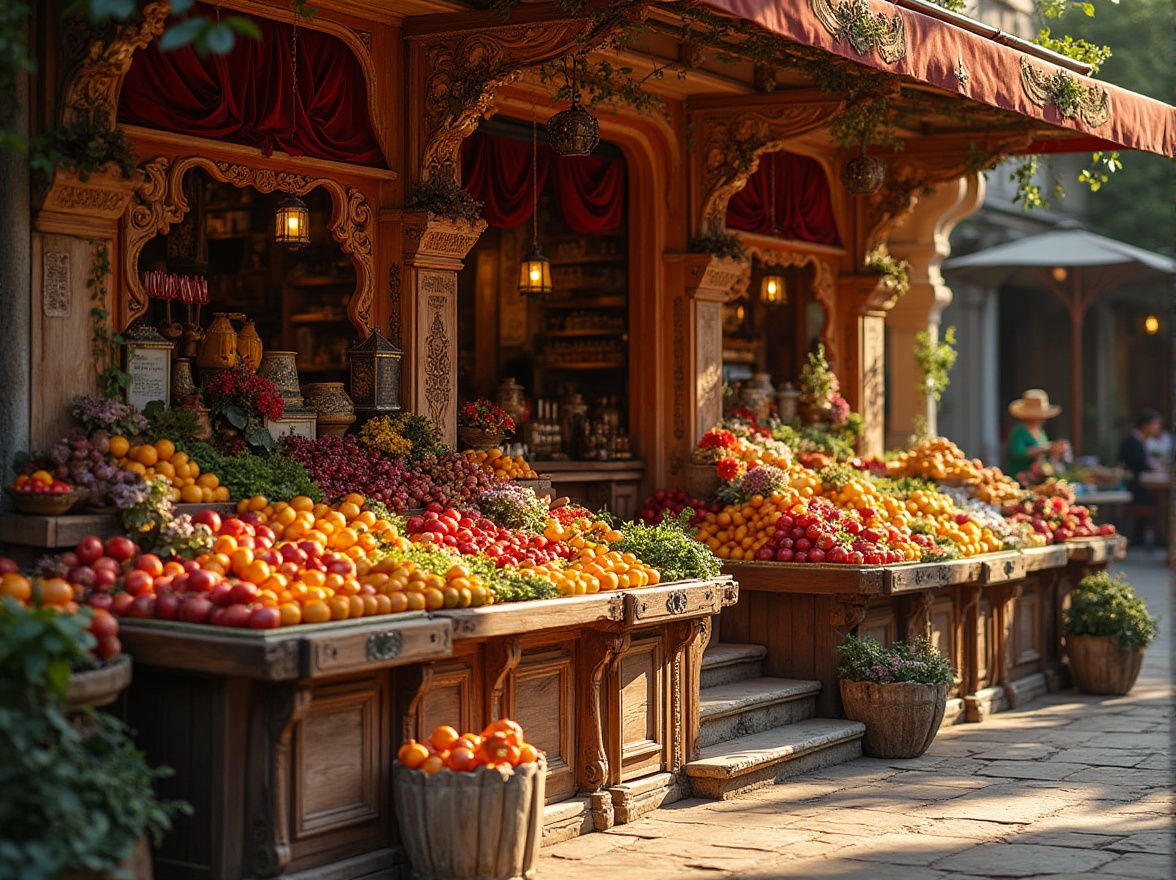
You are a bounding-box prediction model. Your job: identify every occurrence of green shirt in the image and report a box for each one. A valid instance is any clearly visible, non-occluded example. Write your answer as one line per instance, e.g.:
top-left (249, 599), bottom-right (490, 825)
top-left (1007, 423), bottom-right (1048, 475)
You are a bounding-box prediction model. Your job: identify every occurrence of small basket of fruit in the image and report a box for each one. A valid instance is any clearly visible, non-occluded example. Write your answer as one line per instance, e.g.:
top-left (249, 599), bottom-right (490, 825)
top-left (394, 721), bottom-right (545, 880)
top-left (5, 471), bottom-right (86, 515)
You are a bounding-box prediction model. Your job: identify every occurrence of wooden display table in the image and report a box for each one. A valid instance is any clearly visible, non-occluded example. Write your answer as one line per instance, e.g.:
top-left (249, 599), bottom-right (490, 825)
top-left (720, 536), bottom-right (1125, 722)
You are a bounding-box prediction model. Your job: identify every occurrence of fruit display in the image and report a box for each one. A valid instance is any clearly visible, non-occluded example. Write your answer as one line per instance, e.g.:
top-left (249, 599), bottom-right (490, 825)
top-left (17, 430), bottom-right (145, 507)
top-left (405, 505), bottom-right (574, 568)
top-left (1002, 489), bottom-right (1114, 543)
top-left (886, 437), bottom-right (1022, 505)
top-left (466, 448), bottom-right (539, 480)
top-left (11, 471), bottom-right (75, 495)
top-left (398, 720), bottom-right (540, 775)
top-left (112, 436), bottom-right (231, 504)
top-left (638, 489), bottom-right (721, 527)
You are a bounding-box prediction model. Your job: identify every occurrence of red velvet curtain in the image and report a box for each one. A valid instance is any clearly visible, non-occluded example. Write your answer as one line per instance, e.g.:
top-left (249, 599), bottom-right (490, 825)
top-left (117, 2), bottom-right (386, 168)
top-left (461, 131), bottom-right (625, 234)
top-left (726, 152), bottom-right (839, 246)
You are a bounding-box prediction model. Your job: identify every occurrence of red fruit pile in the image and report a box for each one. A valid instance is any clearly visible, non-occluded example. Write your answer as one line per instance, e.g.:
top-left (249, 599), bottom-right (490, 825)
top-left (404, 504), bottom-right (572, 568)
top-left (638, 489), bottom-right (720, 527)
top-left (1002, 495), bottom-right (1114, 543)
top-left (754, 502), bottom-right (908, 565)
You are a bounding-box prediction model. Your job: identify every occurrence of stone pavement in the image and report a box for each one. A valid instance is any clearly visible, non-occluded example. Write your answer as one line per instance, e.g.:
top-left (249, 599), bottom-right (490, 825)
top-left (540, 550), bottom-right (1174, 879)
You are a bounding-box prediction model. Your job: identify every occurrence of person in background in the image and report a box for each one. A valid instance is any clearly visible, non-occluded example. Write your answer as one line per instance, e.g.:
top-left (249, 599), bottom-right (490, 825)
top-left (1144, 418), bottom-right (1172, 468)
top-left (1006, 389), bottom-right (1070, 477)
top-left (1119, 408), bottom-right (1164, 504)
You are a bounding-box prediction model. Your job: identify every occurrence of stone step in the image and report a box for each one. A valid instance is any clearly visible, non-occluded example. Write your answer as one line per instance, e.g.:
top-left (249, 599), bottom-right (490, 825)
top-left (700, 643), bottom-right (768, 689)
top-left (699, 677), bottom-right (820, 747)
top-left (686, 718), bottom-right (866, 800)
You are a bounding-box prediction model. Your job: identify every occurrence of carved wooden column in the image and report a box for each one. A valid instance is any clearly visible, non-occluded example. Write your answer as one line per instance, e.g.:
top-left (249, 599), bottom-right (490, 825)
top-left (685, 254), bottom-right (746, 440)
top-left (835, 275), bottom-right (901, 457)
top-left (399, 213), bottom-right (487, 445)
top-left (885, 174), bottom-right (985, 447)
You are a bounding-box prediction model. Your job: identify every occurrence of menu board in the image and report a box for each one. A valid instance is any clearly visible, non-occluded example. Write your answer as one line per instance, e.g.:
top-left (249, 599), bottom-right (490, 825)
top-left (127, 346), bottom-right (171, 412)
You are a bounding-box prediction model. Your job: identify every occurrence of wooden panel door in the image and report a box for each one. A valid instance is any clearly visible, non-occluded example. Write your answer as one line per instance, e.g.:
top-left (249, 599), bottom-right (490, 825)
top-left (976, 596), bottom-right (992, 688)
top-left (512, 644), bottom-right (577, 802)
top-left (929, 596), bottom-right (960, 695)
top-left (617, 632), bottom-right (664, 782)
top-left (1010, 585), bottom-right (1043, 680)
top-left (418, 654), bottom-right (481, 741)
top-left (861, 606), bottom-right (896, 646)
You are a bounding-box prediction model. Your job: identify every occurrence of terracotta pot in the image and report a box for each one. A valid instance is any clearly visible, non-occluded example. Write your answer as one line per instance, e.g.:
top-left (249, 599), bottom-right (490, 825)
top-left (303, 382), bottom-right (357, 437)
top-left (683, 461), bottom-right (721, 501)
top-left (458, 426), bottom-right (505, 451)
top-left (1065, 635), bottom-right (1145, 696)
top-left (67, 655), bottom-right (133, 713)
top-left (495, 377), bottom-right (527, 428)
top-left (393, 757), bottom-right (546, 880)
top-left (839, 680), bottom-right (949, 758)
top-left (197, 313), bottom-right (237, 370)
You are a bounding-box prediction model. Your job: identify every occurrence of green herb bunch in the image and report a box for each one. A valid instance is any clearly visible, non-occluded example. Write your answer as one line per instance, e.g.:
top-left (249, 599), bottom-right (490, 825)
top-left (837, 634), bottom-right (955, 685)
top-left (182, 442), bottom-right (323, 503)
top-left (1064, 572), bottom-right (1158, 650)
top-left (490, 572), bottom-right (560, 604)
top-left (615, 512), bottom-right (721, 583)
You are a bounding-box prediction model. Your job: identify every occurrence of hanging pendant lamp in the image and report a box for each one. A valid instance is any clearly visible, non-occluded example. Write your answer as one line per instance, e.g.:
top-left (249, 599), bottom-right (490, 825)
top-left (275, 8), bottom-right (310, 248)
top-left (759, 152), bottom-right (786, 308)
top-left (547, 57), bottom-right (600, 157)
top-left (519, 105), bottom-right (552, 297)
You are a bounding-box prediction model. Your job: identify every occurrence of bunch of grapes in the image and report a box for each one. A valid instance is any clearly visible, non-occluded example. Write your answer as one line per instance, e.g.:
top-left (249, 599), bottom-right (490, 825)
top-left (282, 436), bottom-right (414, 508)
top-left (409, 452), bottom-right (499, 508)
top-left (638, 489), bottom-right (720, 527)
top-left (23, 429), bottom-right (144, 506)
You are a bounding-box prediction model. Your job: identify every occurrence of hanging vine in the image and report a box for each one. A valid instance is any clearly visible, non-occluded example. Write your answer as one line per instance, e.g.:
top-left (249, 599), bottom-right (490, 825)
top-left (88, 242), bottom-right (131, 399)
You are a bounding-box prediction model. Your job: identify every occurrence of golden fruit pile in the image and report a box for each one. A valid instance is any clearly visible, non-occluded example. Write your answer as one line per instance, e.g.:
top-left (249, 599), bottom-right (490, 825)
top-left (465, 448), bottom-right (539, 480)
top-left (398, 720), bottom-right (540, 774)
top-left (887, 437), bottom-right (1021, 503)
top-left (112, 436), bottom-right (230, 503)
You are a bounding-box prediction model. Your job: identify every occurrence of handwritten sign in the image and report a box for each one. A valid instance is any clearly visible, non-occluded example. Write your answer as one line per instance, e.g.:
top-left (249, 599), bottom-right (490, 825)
top-left (43, 251), bottom-right (70, 317)
top-left (126, 346), bottom-right (170, 412)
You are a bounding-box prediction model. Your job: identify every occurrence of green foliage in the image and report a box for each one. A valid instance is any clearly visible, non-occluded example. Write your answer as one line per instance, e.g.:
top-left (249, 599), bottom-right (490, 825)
top-left (31, 108), bottom-right (137, 183)
top-left (406, 176), bottom-right (484, 224)
top-left (1034, 28), bottom-right (1112, 74)
top-left (615, 513), bottom-right (721, 583)
top-left (490, 572), bottom-right (560, 604)
top-left (864, 247), bottom-right (910, 297)
top-left (913, 326), bottom-right (959, 422)
top-left (1063, 571), bottom-right (1158, 649)
top-left (142, 403), bottom-right (203, 446)
top-left (0, 1), bottom-right (33, 149)
top-left (1076, 150), bottom-right (1121, 192)
top-left (120, 475), bottom-right (174, 538)
top-left (0, 599), bottom-right (188, 879)
top-left (837, 634), bottom-right (955, 685)
top-left (182, 441), bottom-right (324, 503)
top-left (928, 0), bottom-right (966, 10)
top-left (689, 232), bottom-right (747, 261)
top-left (87, 243), bottom-right (132, 400)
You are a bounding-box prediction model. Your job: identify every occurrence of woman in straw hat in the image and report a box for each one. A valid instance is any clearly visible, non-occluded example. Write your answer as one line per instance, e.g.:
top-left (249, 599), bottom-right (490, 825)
top-left (1006, 389), bottom-right (1071, 477)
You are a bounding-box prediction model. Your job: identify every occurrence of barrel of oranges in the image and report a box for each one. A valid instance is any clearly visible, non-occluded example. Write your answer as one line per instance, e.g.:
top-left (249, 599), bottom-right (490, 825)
top-left (393, 720), bottom-right (545, 880)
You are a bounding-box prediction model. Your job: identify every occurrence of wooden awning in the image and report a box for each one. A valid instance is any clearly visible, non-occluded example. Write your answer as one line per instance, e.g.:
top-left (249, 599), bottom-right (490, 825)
top-left (699, 0), bottom-right (1176, 157)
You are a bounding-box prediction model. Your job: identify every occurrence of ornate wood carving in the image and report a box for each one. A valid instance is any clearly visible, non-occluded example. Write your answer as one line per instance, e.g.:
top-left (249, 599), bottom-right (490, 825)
top-left (672, 617), bottom-right (711, 767)
top-left (830, 592), bottom-right (870, 635)
top-left (810, 0), bottom-right (907, 63)
top-left (403, 664), bottom-right (435, 743)
top-left (387, 264), bottom-right (402, 345)
top-left (401, 213), bottom-right (487, 261)
top-left (903, 590), bottom-right (937, 640)
top-left (1019, 57), bottom-right (1111, 127)
top-left (123, 156), bottom-right (376, 333)
top-left (422, 285), bottom-right (453, 429)
top-left (692, 103), bottom-right (842, 237)
top-left (252, 683), bottom-right (312, 878)
top-left (581, 631), bottom-right (630, 793)
top-left (488, 637), bottom-right (523, 721)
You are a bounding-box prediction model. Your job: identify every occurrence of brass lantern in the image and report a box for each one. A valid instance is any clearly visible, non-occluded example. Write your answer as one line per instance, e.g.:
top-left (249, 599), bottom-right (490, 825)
top-left (547, 57), bottom-right (600, 157)
top-left (518, 245), bottom-right (553, 296)
top-left (274, 196), bottom-right (310, 248)
top-left (841, 155), bottom-right (886, 195)
top-left (760, 272), bottom-right (786, 308)
top-left (349, 330), bottom-right (403, 418)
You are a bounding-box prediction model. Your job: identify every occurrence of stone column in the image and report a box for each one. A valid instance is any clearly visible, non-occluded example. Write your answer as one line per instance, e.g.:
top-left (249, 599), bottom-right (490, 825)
top-left (885, 174), bottom-right (985, 448)
top-left (836, 275), bottom-right (896, 458)
top-left (399, 213), bottom-right (487, 447)
top-left (939, 283), bottom-right (1000, 462)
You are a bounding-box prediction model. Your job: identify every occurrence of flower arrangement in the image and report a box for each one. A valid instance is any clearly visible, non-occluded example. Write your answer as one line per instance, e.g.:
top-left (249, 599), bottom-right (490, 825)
top-left (798, 344), bottom-right (839, 409)
top-left (358, 412), bottom-right (444, 461)
top-left (717, 464), bottom-right (789, 505)
top-left (203, 366), bottom-right (284, 451)
top-left (692, 428), bottom-right (737, 464)
top-left (70, 394), bottom-right (147, 440)
top-left (715, 456), bottom-right (746, 481)
top-left (837, 635), bottom-right (955, 685)
top-left (458, 399), bottom-right (515, 435)
top-left (478, 483), bottom-right (548, 534)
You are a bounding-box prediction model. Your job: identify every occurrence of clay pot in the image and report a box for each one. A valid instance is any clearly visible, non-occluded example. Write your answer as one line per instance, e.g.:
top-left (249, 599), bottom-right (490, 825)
top-left (740, 373), bottom-right (775, 421)
top-left (67, 655), bottom-right (133, 713)
top-left (257, 351), bottom-right (306, 409)
top-left (839, 680), bottom-right (950, 758)
top-left (236, 320), bottom-right (263, 371)
top-left (495, 377), bottom-right (527, 428)
top-left (303, 382), bottom-right (356, 437)
top-left (170, 358), bottom-right (199, 406)
top-left (1065, 635), bottom-right (1145, 696)
top-left (798, 399), bottom-right (832, 425)
top-left (197, 313), bottom-right (237, 370)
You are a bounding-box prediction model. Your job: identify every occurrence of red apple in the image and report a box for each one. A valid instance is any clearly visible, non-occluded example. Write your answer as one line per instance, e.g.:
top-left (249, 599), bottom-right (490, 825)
top-left (256, 549), bottom-right (281, 567)
top-left (122, 569), bottom-right (154, 597)
top-left (193, 509), bottom-right (222, 533)
top-left (248, 606), bottom-right (281, 629)
top-left (236, 535), bottom-right (256, 550)
top-left (208, 583), bottom-right (234, 606)
top-left (67, 565), bottom-right (97, 589)
top-left (96, 636), bottom-right (122, 660)
top-left (59, 551), bottom-right (80, 569)
top-left (228, 582), bottom-right (260, 606)
top-left (134, 554), bottom-right (164, 577)
top-left (209, 606), bottom-right (227, 626)
top-left (181, 558), bottom-right (201, 574)
top-left (169, 574), bottom-right (190, 594)
top-left (93, 556), bottom-right (121, 575)
top-left (86, 592), bottom-right (114, 612)
top-left (127, 594), bottom-right (156, 619)
top-left (154, 593), bottom-right (181, 621)
top-left (187, 569), bottom-right (217, 593)
top-left (76, 536), bottom-right (104, 565)
top-left (179, 595), bottom-right (213, 624)
top-left (277, 562), bottom-right (301, 579)
top-left (279, 545), bottom-right (307, 565)
top-left (0, 557), bottom-right (18, 575)
top-left (104, 536), bottom-right (137, 563)
top-left (88, 608), bottom-right (119, 639)
top-left (93, 567), bottom-right (118, 591)
top-left (297, 540), bottom-right (322, 559)
top-left (111, 593), bottom-right (135, 616)
top-left (219, 518), bottom-right (248, 539)
top-left (222, 603), bottom-right (252, 628)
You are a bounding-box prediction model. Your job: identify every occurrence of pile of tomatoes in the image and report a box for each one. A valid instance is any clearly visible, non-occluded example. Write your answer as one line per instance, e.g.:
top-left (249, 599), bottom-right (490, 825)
top-left (398, 720), bottom-right (540, 775)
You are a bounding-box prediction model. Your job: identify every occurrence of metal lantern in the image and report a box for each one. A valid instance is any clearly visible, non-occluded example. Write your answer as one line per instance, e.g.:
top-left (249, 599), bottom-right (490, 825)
top-left (548, 101), bottom-right (600, 157)
top-left (840, 155), bottom-right (886, 195)
top-left (122, 322), bottom-right (173, 413)
top-left (274, 196), bottom-right (310, 248)
top-left (518, 244), bottom-right (553, 296)
top-left (760, 272), bottom-right (786, 307)
top-left (349, 330), bottom-right (403, 416)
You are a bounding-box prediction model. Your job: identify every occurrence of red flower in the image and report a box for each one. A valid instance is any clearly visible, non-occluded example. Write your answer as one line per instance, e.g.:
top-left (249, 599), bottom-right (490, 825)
top-left (699, 429), bottom-right (736, 450)
top-left (459, 399), bottom-right (515, 432)
top-left (716, 457), bottom-right (745, 481)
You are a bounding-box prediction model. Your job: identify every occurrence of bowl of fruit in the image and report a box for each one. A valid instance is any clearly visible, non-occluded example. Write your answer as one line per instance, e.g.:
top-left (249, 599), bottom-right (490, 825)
top-left (5, 471), bottom-right (86, 515)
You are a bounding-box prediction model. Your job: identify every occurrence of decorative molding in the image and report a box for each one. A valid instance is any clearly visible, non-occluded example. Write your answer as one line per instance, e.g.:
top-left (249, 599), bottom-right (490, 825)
top-left (423, 289), bottom-right (452, 429)
top-left (582, 632), bottom-right (630, 791)
top-left (672, 295), bottom-right (686, 445)
top-left (254, 684), bottom-right (313, 878)
top-left (401, 213), bottom-right (488, 261)
top-left (734, 246), bottom-right (839, 363)
top-left (123, 156), bottom-right (376, 334)
top-left (692, 104), bottom-right (842, 237)
top-left (1019, 57), bottom-right (1111, 127)
top-left (387, 264), bottom-right (402, 345)
top-left (831, 592), bottom-right (870, 634)
top-left (489, 637), bottom-right (522, 722)
top-left (810, 0), bottom-right (907, 64)
top-left (35, 166), bottom-right (143, 235)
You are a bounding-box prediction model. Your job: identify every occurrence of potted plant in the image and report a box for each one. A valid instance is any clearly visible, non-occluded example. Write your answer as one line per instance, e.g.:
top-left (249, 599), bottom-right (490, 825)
top-left (797, 344), bottom-right (840, 425)
top-left (837, 634), bottom-right (955, 758)
top-left (457, 399), bottom-right (515, 451)
top-left (1063, 571), bottom-right (1158, 695)
top-left (203, 365), bottom-right (285, 453)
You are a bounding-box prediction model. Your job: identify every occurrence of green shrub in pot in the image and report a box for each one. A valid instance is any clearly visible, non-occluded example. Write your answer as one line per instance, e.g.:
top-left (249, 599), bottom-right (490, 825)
top-left (1063, 571), bottom-right (1158, 650)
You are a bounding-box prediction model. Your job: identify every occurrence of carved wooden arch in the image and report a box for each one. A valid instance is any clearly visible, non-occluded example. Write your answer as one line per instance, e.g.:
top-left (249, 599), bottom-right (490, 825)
top-left (60, 0), bottom-right (390, 166)
top-left (122, 156), bottom-right (375, 335)
top-left (690, 101), bottom-right (844, 238)
top-left (734, 244), bottom-right (839, 364)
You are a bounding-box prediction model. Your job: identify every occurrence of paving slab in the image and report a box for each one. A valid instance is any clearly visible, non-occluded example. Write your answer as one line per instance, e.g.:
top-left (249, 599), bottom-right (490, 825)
top-left (1045, 747), bottom-right (1151, 766)
top-left (971, 761), bottom-right (1089, 781)
top-left (932, 842), bottom-right (1117, 876)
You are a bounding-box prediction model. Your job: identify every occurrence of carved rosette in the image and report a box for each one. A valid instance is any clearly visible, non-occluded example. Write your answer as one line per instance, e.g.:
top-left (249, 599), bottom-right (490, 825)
top-left (692, 104), bottom-right (842, 237)
top-left (122, 157), bottom-right (376, 333)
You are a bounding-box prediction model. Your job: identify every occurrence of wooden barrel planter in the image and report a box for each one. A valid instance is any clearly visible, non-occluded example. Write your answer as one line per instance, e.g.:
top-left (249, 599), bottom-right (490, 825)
top-left (1065, 635), bottom-right (1145, 695)
top-left (67, 655), bottom-right (133, 713)
top-left (393, 756), bottom-right (546, 880)
top-left (839, 680), bottom-right (950, 758)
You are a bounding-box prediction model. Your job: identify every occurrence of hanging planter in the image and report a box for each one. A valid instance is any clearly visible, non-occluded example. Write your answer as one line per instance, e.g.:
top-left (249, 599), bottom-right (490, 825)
top-left (841, 155), bottom-right (886, 195)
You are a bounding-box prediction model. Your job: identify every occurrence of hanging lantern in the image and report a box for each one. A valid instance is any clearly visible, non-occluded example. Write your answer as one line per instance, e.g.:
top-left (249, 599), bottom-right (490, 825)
top-left (274, 197), bottom-right (310, 248)
top-left (1145, 314), bottom-right (1160, 335)
top-left (841, 155), bottom-right (886, 195)
top-left (547, 58), bottom-right (600, 157)
top-left (518, 245), bottom-right (553, 296)
top-left (760, 271), bottom-right (786, 307)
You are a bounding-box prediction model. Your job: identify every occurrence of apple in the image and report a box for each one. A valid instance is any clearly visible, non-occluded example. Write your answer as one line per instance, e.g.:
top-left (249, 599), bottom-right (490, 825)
top-left (111, 593), bottom-right (135, 616)
top-left (67, 565), bottom-right (97, 589)
top-left (248, 606), bottom-right (281, 629)
top-left (297, 540), bottom-right (323, 559)
top-left (88, 608), bottom-right (119, 639)
top-left (154, 593), bottom-right (181, 621)
top-left (279, 545), bottom-right (307, 565)
top-left (236, 535), bottom-right (256, 550)
top-left (76, 536), bottom-right (105, 565)
top-left (59, 551), bottom-right (80, 569)
top-left (193, 509), bottom-right (222, 533)
top-left (187, 569), bottom-right (217, 593)
top-left (122, 569), bottom-right (154, 597)
top-left (93, 556), bottom-right (121, 576)
top-left (86, 592), bottom-right (114, 612)
top-left (179, 595), bottom-right (213, 624)
top-left (127, 594), bottom-right (156, 619)
top-left (169, 574), bottom-right (190, 593)
top-left (228, 582), bottom-right (260, 605)
top-left (221, 603), bottom-right (252, 628)
top-left (208, 583), bottom-right (234, 606)
top-left (256, 549), bottom-right (281, 567)
top-left (104, 536), bottom-right (137, 563)
top-left (93, 567), bottom-right (118, 591)
top-left (95, 636), bottom-right (122, 660)
top-left (181, 558), bottom-right (201, 574)
top-left (134, 554), bottom-right (164, 577)
top-left (255, 525), bottom-right (276, 545)
top-left (219, 519), bottom-right (248, 539)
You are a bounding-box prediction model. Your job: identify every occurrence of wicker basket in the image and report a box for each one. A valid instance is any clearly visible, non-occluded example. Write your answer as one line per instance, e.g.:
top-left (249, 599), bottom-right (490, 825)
top-left (458, 427), bottom-right (506, 451)
top-left (1065, 635), bottom-right (1145, 696)
top-left (840, 680), bottom-right (949, 758)
top-left (4, 486), bottom-right (86, 516)
top-left (682, 462), bottom-right (721, 501)
top-left (394, 757), bottom-right (546, 880)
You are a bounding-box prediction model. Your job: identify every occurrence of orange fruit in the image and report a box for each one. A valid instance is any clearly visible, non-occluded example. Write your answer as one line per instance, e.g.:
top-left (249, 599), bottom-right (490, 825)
top-left (1, 572), bottom-right (32, 604)
top-left (278, 603), bottom-right (302, 627)
top-left (38, 578), bottom-right (73, 607)
top-left (337, 501), bottom-right (361, 521)
top-left (420, 755), bottom-right (446, 775)
top-left (389, 592), bottom-right (409, 614)
top-left (430, 725), bottom-right (461, 753)
top-left (302, 601), bottom-right (331, 624)
top-left (481, 719), bottom-right (525, 745)
top-left (196, 473), bottom-right (220, 490)
top-left (109, 436), bottom-right (130, 459)
top-left (447, 747), bottom-right (478, 772)
top-left (328, 595), bottom-right (351, 621)
top-left (398, 740), bottom-right (430, 769)
top-left (373, 594), bottom-right (393, 615)
top-left (180, 484), bottom-right (203, 503)
top-left (517, 743), bottom-right (539, 764)
top-left (154, 438), bottom-right (175, 461)
top-left (136, 445), bottom-right (158, 467)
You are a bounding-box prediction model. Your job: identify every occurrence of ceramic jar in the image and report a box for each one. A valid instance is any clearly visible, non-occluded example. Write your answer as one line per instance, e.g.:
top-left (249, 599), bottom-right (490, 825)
top-left (776, 382), bottom-right (800, 424)
top-left (198, 313), bottom-right (237, 370)
top-left (257, 350), bottom-right (306, 410)
top-left (170, 358), bottom-right (199, 407)
top-left (495, 377), bottom-right (527, 428)
top-left (741, 373), bottom-right (775, 421)
top-left (303, 383), bottom-right (356, 437)
top-left (236, 319), bottom-right (263, 371)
